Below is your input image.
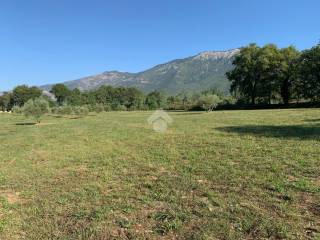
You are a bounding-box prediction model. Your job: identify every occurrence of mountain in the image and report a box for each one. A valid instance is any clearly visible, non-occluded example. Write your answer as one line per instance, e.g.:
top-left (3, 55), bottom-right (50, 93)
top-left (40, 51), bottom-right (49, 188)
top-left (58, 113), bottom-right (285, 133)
top-left (41, 49), bottom-right (239, 94)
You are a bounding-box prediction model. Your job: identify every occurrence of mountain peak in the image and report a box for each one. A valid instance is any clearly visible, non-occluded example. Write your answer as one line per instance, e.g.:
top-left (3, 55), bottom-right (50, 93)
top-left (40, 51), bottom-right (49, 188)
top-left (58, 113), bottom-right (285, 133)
top-left (102, 70), bottom-right (129, 74)
top-left (40, 48), bottom-right (239, 94)
top-left (194, 49), bottom-right (240, 60)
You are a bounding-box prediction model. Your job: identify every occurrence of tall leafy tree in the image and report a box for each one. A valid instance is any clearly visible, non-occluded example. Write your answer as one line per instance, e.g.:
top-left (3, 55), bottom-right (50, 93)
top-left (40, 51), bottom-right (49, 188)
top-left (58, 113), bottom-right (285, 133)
top-left (227, 44), bottom-right (300, 104)
top-left (256, 44), bottom-right (282, 104)
top-left (145, 91), bottom-right (166, 109)
top-left (51, 84), bottom-right (71, 105)
top-left (297, 44), bottom-right (320, 102)
top-left (122, 87), bottom-right (144, 109)
top-left (182, 95), bottom-right (190, 110)
top-left (12, 85), bottom-right (42, 107)
top-left (166, 95), bottom-right (182, 110)
top-left (0, 92), bottom-right (13, 111)
top-left (278, 46), bottom-right (300, 104)
top-left (68, 88), bottom-right (83, 106)
top-left (226, 44), bottom-right (261, 104)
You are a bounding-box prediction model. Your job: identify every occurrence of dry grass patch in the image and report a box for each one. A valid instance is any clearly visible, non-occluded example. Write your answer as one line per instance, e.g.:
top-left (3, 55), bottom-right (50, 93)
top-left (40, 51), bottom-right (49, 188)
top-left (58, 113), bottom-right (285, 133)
top-left (0, 190), bottom-right (21, 205)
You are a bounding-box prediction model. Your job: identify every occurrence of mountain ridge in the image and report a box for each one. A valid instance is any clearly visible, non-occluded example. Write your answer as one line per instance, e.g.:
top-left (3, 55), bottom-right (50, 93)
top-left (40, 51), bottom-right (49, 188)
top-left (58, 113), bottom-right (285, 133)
top-left (41, 48), bottom-right (240, 94)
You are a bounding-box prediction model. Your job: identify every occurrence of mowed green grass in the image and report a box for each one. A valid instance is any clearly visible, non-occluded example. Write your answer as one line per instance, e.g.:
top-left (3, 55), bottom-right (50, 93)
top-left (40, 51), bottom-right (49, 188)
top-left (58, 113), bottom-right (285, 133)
top-left (0, 109), bottom-right (319, 239)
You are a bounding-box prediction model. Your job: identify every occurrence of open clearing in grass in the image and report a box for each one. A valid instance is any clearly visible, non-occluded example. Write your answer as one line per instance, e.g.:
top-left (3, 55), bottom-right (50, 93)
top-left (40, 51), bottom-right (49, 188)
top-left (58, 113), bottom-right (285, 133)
top-left (0, 109), bottom-right (319, 239)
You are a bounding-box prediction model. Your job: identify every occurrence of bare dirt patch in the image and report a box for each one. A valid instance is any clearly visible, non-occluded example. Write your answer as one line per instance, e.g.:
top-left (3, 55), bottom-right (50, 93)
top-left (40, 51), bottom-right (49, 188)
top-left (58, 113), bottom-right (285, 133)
top-left (0, 190), bottom-right (21, 204)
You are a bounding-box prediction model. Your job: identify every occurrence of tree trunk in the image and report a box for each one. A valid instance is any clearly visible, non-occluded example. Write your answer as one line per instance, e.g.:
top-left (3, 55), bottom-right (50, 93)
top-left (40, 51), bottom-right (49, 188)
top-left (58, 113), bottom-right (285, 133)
top-left (251, 80), bottom-right (257, 105)
top-left (281, 78), bottom-right (290, 105)
top-left (251, 95), bottom-right (255, 105)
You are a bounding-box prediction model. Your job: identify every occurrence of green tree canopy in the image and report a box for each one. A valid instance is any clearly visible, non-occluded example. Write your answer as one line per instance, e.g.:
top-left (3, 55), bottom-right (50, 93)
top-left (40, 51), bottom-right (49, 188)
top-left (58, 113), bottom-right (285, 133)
top-left (22, 97), bottom-right (50, 123)
top-left (145, 91), bottom-right (166, 109)
top-left (278, 46), bottom-right (300, 104)
top-left (12, 85), bottom-right (42, 107)
top-left (226, 44), bottom-right (261, 104)
top-left (0, 92), bottom-right (13, 111)
top-left (227, 44), bottom-right (300, 104)
top-left (197, 94), bottom-right (222, 111)
top-left (51, 84), bottom-right (71, 106)
top-left (297, 45), bottom-right (320, 102)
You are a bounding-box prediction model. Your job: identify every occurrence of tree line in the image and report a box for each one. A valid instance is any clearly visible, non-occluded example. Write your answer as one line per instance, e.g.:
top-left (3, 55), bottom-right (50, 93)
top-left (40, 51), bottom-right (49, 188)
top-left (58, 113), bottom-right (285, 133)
top-left (0, 84), bottom-right (230, 112)
top-left (227, 43), bottom-right (320, 105)
top-left (1, 42), bottom-right (319, 113)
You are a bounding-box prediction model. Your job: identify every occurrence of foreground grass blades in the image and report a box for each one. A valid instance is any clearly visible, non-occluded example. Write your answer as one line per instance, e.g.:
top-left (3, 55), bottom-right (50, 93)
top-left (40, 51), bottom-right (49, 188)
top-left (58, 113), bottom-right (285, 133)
top-left (0, 109), bottom-right (319, 239)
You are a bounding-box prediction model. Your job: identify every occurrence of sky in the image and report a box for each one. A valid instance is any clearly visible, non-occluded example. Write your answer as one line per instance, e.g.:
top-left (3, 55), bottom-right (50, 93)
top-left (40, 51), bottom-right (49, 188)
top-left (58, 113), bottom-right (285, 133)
top-left (1, 0), bottom-right (319, 91)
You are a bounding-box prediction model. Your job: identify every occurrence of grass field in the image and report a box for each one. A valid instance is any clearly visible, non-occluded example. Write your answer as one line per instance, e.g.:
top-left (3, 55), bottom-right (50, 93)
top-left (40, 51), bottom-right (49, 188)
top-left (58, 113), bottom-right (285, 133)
top-left (0, 109), bottom-right (319, 239)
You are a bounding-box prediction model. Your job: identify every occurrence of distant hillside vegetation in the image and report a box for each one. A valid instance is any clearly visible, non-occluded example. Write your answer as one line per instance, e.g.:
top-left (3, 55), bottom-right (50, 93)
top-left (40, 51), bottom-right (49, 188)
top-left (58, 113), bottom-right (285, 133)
top-left (41, 49), bottom-right (240, 94)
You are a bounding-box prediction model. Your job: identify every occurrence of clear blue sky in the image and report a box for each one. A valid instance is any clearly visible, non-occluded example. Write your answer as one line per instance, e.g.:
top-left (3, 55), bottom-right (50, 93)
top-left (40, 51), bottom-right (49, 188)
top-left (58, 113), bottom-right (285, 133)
top-left (1, 0), bottom-right (319, 91)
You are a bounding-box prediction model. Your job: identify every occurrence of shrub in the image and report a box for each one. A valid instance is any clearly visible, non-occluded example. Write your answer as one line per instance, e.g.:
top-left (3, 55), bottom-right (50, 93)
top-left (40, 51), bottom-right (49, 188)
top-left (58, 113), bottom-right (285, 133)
top-left (56, 107), bottom-right (64, 115)
top-left (81, 106), bottom-right (89, 116)
top-left (51, 107), bottom-right (60, 115)
top-left (128, 105), bottom-right (137, 111)
top-left (115, 104), bottom-right (127, 111)
top-left (88, 104), bottom-right (96, 112)
top-left (111, 103), bottom-right (120, 111)
top-left (197, 94), bottom-right (222, 112)
top-left (94, 104), bottom-right (105, 113)
top-left (12, 105), bottom-right (23, 115)
top-left (222, 96), bottom-right (237, 105)
top-left (60, 105), bottom-right (73, 115)
top-left (73, 106), bottom-right (89, 117)
top-left (104, 104), bottom-right (112, 112)
top-left (73, 106), bottom-right (81, 116)
top-left (139, 105), bottom-right (150, 111)
top-left (22, 97), bottom-right (49, 123)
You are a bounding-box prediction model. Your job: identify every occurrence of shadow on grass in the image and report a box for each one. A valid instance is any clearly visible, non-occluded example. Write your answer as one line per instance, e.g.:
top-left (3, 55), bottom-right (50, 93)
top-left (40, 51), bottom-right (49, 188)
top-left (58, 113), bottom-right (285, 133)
top-left (169, 111), bottom-right (205, 115)
top-left (15, 122), bottom-right (37, 126)
top-left (216, 124), bottom-right (320, 140)
top-left (49, 115), bottom-right (63, 118)
top-left (48, 114), bottom-right (84, 120)
top-left (304, 118), bottom-right (320, 123)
